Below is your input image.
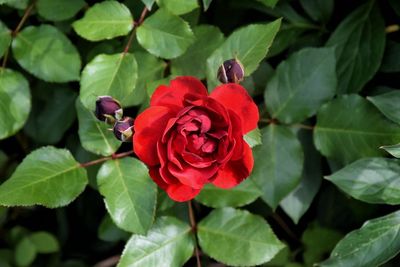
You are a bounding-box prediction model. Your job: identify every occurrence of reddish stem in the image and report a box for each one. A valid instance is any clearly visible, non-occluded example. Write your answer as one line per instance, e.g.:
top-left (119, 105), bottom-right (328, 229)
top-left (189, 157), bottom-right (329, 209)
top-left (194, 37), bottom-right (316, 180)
top-left (79, 151), bottom-right (134, 168)
top-left (188, 201), bottom-right (202, 267)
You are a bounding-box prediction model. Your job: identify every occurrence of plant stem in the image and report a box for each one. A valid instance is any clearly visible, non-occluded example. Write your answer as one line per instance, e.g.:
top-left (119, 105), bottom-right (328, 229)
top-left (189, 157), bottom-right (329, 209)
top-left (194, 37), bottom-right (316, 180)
top-left (93, 255), bottom-right (120, 267)
top-left (188, 201), bottom-right (202, 267)
top-left (79, 150), bottom-right (134, 168)
top-left (271, 212), bottom-right (299, 242)
top-left (123, 7), bottom-right (149, 54)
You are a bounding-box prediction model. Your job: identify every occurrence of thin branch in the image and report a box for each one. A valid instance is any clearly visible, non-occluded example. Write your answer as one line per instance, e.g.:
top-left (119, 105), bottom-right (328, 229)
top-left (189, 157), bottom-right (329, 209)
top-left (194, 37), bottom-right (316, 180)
top-left (137, 7), bottom-right (149, 25)
top-left (93, 255), bottom-right (120, 267)
top-left (291, 123), bottom-right (314, 130)
top-left (79, 150), bottom-right (134, 168)
top-left (123, 7), bottom-right (148, 54)
top-left (270, 212), bottom-right (299, 242)
top-left (12, 0), bottom-right (36, 36)
top-left (188, 201), bottom-right (202, 267)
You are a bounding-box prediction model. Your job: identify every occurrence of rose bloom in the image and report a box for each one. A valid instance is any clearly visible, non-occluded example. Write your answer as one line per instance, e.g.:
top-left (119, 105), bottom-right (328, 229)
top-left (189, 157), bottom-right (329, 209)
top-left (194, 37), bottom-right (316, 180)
top-left (133, 76), bottom-right (258, 201)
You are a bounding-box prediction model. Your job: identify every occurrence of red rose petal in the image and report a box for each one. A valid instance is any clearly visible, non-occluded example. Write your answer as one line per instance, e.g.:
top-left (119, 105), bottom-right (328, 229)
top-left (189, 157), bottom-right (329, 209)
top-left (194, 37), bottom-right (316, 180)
top-left (210, 83), bottom-right (259, 134)
top-left (150, 76), bottom-right (208, 108)
top-left (149, 167), bottom-right (169, 190)
top-left (168, 162), bottom-right (218, 189)
top-left (166, 183), bottom-right (201, 202)
top-left (212, 141), bottom-right (254, 189)
top-left (133, 106), bottom-right (174, 166)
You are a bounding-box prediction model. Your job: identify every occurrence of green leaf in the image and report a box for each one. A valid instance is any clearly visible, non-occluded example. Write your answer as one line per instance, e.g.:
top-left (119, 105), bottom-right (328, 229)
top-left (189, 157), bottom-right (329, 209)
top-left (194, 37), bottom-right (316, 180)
top-left (136, 9), bottom-right (195, 59)
top-left (37, 0), bottom-right (85, 21)
top-left (380, 41), bottom-right (400, 73)
top-left (244, 127), bottom-right (262, 148)
top-left (267, 24), bottom-right (305, 58)
top-left (12, 25), bottom-right (81, 82)
top-left (250, 125), bottom-right (304, 209)
top-left (80, 53), bottom-right (138, 110)
top-left (198, 208), bottom-right (284, 266)
top-left (24, 86), bottom-right (76, 144)
top-left (280, 129), bottom-right (322, 224)
top-left (0, 0), bottom-right (27, 9)
top-left (206, 20), bottom-right (281, 89)
top-left (118, 216), bottom-right (195, 267)
top-left (314, 94), bottom-right (400, 164)
top-left (156, 0), bottom-right (199, 15)
top-left (72, 1), bottom-right (133, 41)
top-left (29, 232), bottom-right (59, 253)
top-left (0, 21), bottom-right (11, 58)
top-left (98, 214), bottom-right (129, 242)
top-left (15, 237), bottom-right (36, 267)
top-left (257, 0), bottom-right (279, 8)
top-left (0, 69), bottom-right (31, 140)
top-left (265, 47), bottom-right (337, 123)
top-left (202, 0), bottom-right (212, 10)
top-left (299, 0), bottom-right (333, 22)
top-left (381, 144), bottom-right (400, 158)
top-left (326, 1), bottom-right (385, 94)
top-left (0, 146), bottom-right (88, 208)
top-left (171, 25), bottom-right (224, 79)
top-left (367, 90), bottom-right (400, 125)
top-left (141, 0), bottom-right (155, 10)
top-left (326, 158), bottom-right (400, 205)
top-left (76, 99), bottom-right (121, 156)
top-left (320, 210), bottom-right (400, 267)
top-left (121, 52), bottom-right (166, 107)
top-left (196, 178), bottom-right (261, 208)
top-left (97, 157), bottom-right (157, 234)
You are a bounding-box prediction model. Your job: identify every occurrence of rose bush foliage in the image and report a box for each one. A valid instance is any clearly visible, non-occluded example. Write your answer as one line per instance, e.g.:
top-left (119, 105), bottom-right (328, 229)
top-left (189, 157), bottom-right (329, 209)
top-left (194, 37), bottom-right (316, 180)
top-left (1, 0), bottom-right (400, 267)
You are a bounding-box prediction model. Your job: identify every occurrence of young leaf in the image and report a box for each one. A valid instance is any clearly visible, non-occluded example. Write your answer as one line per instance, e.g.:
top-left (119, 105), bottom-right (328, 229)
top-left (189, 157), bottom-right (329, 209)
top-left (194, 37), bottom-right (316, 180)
top-left (29, 232), bottom-right (59, 253)
top-left (381, 144), bottom-right (400, 158)
top-left (136, 9), bottom-right (195, 59)
top-left (0, 21), bottom-right (11, 57)
top-left (0, 69), bottom-right (31, 140)
top-left (314, 95), bottom-right (400, 164)
top-left (326, 158), bottom-right (400, 205)
top-left (319, 210), bottom-right (400, 267)
top-left (118, 216), bottom-right (195, 267)
top-left (171, 25), bottom-right (224, 79)
top-left (0, 146), bottom-right (88, 208)
top-left (326, 1), bottom-right (385, 94)
top-left (79, 53), bottom-right (138, 110)
top-left (72, 1), bottom-right (133, 41)
top-left (37, 0), bottom-right (85, 22)
top-left (76, 100), bottom-right (120, 156)
top-left (265, 47), bottom-right (337, 123)
top-left (156, 0), bottom-right (199, 15)
top-left (206, 20), bottom-right (281, 89)
top-left (244, 127), bottom-right (262, 148)
top-left (97, 158), bottom-right (157, 234)
top-left (250, 125), bottom-right (304, 209)
top-left (15, 237), bottom-right (36, 267)
top-left (12, 25), bottom-right (81, 82)
top-left (202, 0), bottom-right (212, 10)
top-left (198, 208), bottom-right (285, 266)
top-left (196, 178), bottom-right (261, 208)
top-left (367, 90), bottom-right (400, 125)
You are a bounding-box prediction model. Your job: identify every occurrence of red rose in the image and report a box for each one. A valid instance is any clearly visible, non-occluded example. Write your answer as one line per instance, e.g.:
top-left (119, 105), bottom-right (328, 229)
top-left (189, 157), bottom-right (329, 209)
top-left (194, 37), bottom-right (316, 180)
top-left (133, 76), bottom-right (259, 202)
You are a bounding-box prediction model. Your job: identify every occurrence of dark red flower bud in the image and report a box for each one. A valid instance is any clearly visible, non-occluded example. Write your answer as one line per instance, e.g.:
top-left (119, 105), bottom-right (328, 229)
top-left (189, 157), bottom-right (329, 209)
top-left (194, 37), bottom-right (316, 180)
top-left (217, 58), bottom-right (245, 84)
top-left (95, 96), bottom-right (123, 124)
top-left (113, 117), bottom-right (134, 142)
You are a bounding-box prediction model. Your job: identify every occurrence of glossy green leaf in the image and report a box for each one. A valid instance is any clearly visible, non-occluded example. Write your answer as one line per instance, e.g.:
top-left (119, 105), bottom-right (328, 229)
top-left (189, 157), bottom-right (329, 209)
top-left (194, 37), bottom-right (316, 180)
top-left (267, 24), bottom-right (305, 58)
top-left (381, 144), bottom-right (400, 158)
top-left (29, 232), bottom-right (59, 253)
top-left (0, 21), bottom-right (11, 58)
top-left (380, 41), bottom-right (400, 73)
top-left (367, 90), bottom-right (400, 125)
top-left (196, 178), bottom-right (261, 208)
top-left (121, 52), bottom-right (166, 107)
top-left (80, 53), bottom-right (138, 110)
top-left (73, 1), bottom-right (133, 41)
top-left (265, 47), bottom-right (336, 123)
top-left (37, 0), bottom-right (85, 21)
top-left (198, 208), bottom-right (284, 266)
top-left (24, 86), bottom-right (76, 144)
top-left (97, 157), bottom-right (157, 234)
top-left (118, 216), bottom-right (194, 267)
top-left (15, 237), bottom-right (36, 267)
top-left (257, 0), bottom-right (279, 8)
top-left (326, 158), bottom-right (400, 205)
top-left (314, 94), bottom-right (400, 164)
top-left (137, 9), bottom-right (195, 59)
top-left (76, 100), bottom-right (120, 156)
top-left (0, 146), bottom-right (88, 208)
top-left (299, 0), bottom-right (333, 22)
top-left (326, 1), bottom-right (385, 94)
top-left (98, 214), bottom-right (129, 242)
top-left (320, 210), bottom-right (400, 267)
top-left (0, 0), bottom-right (27, 9)
top-left (244, 127), bottom-right (262, 148)
top-left (157, 0), bottom-right (198, 15)
top-left (0, 69), bottom-right (31, 140)
top-left (171, 25), bottom-right (224, 79)
top-left (250, 125), bottom-right (304, 209)
top-left (206, 20), bottom-right (281, 89)
top-left (12, 25), bottom-right (81, 82)
top-left (280, 130), bottom-right (322, 224)
top-left (141, 0), bottom-right (155, 10)
top-left (202, 0), bottom-right (212, 10)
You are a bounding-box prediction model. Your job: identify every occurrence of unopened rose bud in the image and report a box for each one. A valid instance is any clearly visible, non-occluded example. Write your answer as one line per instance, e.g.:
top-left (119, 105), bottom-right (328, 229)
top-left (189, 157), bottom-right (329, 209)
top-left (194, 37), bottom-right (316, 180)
top-left (113, 117), bottom-right (134, 142)
top-left (95, 96), bottom-right (123, 124)
top-left (217, 58), bottom-right (244, 84)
